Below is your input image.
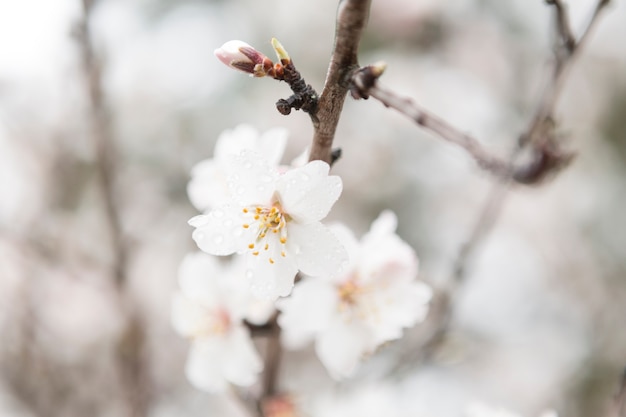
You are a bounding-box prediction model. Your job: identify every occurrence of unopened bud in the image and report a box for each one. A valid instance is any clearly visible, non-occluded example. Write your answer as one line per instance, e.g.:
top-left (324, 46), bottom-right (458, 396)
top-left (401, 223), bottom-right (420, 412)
top-left (271, 38), bottom-right (290, 63)
top-left (214, 40), bottom-right (274, 77)
top-left (370, 61), bottom-right (387, 78)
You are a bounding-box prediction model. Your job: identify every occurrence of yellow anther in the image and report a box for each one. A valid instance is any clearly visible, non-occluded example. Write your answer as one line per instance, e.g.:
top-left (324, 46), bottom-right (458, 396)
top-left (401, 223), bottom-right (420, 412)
top-left (264, 243), bottom-right (269, 250)
top-left (256, 207), bottom-right (262, 213)
top-left (269, 258), bottom-right (275, 264)
top-left (281, 251), bottom-right (286, 257)
top-left (252, 251), bottom-right (259, 256)
top-left (254, 214), bottom-right (260, 220)
top-left (273, 229), bottom-right (278, 233)
top-left (260, 232), bottom-right (266, 238)
top-left (280, 237), bottom-right (287, 244)
top-left (243, 208), bottom-right (249, 213)
top-left (243, 224), bottom-right (249, 229)
top-left (248, 243), bottom-right (255, 249)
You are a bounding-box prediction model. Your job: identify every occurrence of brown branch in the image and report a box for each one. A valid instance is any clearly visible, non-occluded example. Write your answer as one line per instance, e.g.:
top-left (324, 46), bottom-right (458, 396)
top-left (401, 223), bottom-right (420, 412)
top-left (385, 0), bottom-right (611, 372)
top-left (546, 0), bottom-right (576, 54)
top-left (308, 0), bottom-right (372, 164)
top-left (351, 67), bottom-right (575, 184)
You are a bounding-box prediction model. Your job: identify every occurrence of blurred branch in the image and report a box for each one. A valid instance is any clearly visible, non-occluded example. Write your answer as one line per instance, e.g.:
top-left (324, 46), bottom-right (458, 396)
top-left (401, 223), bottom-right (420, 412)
top-left (308, 0), bottom-right (372, 164)
top-left (76, 2), bottom-right (151, 416)
top-left (606, 368), bottom-right (626, 417)
top-left (76, 0), bottom-right (126, 289)
top-left (352, 67), bottom-right (574, 184)
top-left (454, 0), bottom-right (611, 283)
top-left (387, 0), bottom-right (611, 370)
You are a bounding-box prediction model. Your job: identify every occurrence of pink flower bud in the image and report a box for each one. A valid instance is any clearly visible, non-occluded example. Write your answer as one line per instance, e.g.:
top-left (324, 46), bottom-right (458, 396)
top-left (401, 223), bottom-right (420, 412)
top-left (214, 40), bottom-right (274, 77)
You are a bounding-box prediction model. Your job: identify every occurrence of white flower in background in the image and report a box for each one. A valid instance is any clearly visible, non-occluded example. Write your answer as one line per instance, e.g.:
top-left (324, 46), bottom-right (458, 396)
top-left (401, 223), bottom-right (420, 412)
top-left (171, 251), bottom-right (266, 392)
top-left (311, 383), bottom-right (405, 417)
top-left (466, 403), bottom-right (558, 417)
top-left (189, 149), bottom-right (346, 300)
top-left (277, 210), bottom-right (432, 379)
top-left (187, 124), bottom-right (288, 212)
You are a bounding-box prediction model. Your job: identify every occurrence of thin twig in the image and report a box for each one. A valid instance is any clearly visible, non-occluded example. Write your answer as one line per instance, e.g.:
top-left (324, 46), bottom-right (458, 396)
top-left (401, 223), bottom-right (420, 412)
top-left (308, 0), bottom-right (372, 163)
top-left (456, 0), bottom-right (611, 281)
top-left (386, 0), bottom-right (611, 371)
top-left (546, 0), bottom-right (576, 54)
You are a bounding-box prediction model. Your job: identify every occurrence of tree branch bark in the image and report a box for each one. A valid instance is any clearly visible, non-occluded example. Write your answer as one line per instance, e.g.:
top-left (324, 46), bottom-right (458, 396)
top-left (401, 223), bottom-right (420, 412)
top-left (308, 0), bottom-right (372, 163)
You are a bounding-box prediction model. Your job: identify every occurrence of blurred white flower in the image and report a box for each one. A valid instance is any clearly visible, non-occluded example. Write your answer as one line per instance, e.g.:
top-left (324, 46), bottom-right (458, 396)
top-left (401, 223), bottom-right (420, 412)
top-left (277, 210), bottom-right (432, 379)
top-left (172, 251), bottom-right (265, 392)
top-left (311, 383), bottom-right (405, 417)
top-left (187, 124), bottom-right (288, 212)
top-left (466, 403), bottom-right (558, 417)
top-left (189, 150), bottom-right (346, 300)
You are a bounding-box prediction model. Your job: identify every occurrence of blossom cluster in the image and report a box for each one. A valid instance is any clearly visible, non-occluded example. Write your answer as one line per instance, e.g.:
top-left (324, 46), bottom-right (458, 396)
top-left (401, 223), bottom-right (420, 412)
top-left (171, 124), bottom-right (432, 392)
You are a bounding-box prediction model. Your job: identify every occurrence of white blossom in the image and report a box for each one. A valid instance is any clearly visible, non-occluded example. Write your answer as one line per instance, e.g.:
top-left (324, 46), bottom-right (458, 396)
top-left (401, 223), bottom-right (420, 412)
top-left (189, 149), bottom-right (347, 300)
top-left (277, 210), bottom-right (432, 379)
top-left (187, 124), bottom-right (288, 212)
top-left (171, 251), bottom-right (266, 392)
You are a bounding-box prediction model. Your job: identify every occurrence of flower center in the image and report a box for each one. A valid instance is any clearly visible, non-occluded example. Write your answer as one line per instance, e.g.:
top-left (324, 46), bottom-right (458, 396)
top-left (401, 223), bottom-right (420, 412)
top-left (193, 307), bottom-right (231, 338)
top-left (241, 201), bottom-right (289, 264)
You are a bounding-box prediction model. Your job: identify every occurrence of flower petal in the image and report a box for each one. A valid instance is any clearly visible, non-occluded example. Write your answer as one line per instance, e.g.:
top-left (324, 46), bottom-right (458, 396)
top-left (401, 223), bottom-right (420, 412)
top-left (226, 150), bottom-right (278, 206)
top-left (245, 251), bottom-right (298, 300)
top-left (171, 293), bottom-right (205, 337)
top-left (177, 252), bottom-right (221, 305)
top-left (189, 204), bottom-right (253, 256)
top-left (258, 127), bottom-right (288, 166)
top-left (288, 222), bottom-right (348, 278)
top-left (185, 338), bottom-right (229, 392)
top-left (276, 160), bottom-right (342, 223)
top-left (315, 319), bottom-right (373, 380)
top-left (214, 124), bottom-right (259, 160)
top-left (277, 278), bottom-right (339, 349)
top-left (220, 326), bottom-right (263, 387)
top-left (187, 159), bottom-right (230, 212)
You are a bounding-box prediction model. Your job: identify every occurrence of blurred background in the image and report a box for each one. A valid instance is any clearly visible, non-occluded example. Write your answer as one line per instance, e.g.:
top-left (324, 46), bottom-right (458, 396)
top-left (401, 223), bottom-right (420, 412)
top-left (0, 0), bottom-right (625, 416)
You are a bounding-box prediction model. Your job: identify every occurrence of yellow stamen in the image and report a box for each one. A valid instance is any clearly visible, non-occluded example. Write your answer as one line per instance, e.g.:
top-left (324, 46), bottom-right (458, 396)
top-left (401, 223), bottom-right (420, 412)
top-left (252, 251), bottom-right (259, 256)
top-left (269, 258), bottom-right (275, 264)
top-left (248, 243), bottom-right (255, 249)
top-left (280, 237), bottom-right (287, 244)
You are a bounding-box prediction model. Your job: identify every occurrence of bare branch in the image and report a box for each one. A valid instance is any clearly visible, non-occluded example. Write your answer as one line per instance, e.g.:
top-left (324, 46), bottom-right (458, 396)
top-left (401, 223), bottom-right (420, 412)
top-left (308, 0), bottom-right (372, 163)
top-left (351, 68), bottom-right (575, 184)
top-left (385, 0), bottom-right (611, 372)
top-left (76, 0), bottom-right (127, 289)
top-left (546, 0), bottom-right (576, 54)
